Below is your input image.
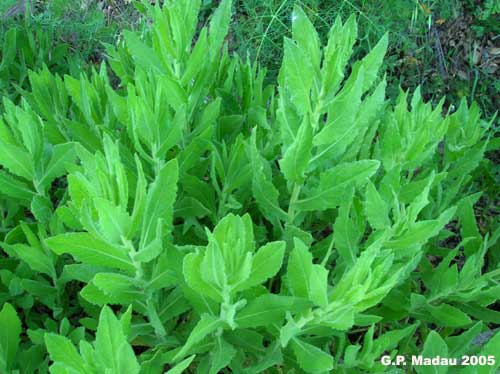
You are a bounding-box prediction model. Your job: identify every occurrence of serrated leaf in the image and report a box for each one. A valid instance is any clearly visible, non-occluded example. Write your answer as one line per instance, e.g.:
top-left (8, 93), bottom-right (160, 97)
top-left (290, 338), bottom-right (333, 374)
top-left (281, 38), bottom-right (313, 114)
top-left (364, 181), bottom-right (390, 230)
top-left (351, 33), bottom-right (388, 92)
top-left (93, 273), bottom-right (144, 304)
top-left (94, 306), bottom-right (140, 374)
top-left (236, 241), bottom-right (285, 291)
top-left (322, 15), bottom-right (357, 96)
top-left (295, 160), bottom-right (380, 211)
top-left (45, 233), bottom-right (135, 273)
top-left (208, 0), bottom-right (232, 53)
top-left (314, 67), bottom-right (364, 155)
top-left (44, 334), bottom-right (89, 374)
top-left (0, 170), bottom-right (34, 201)
top-left (291, 6), bottom-right (321, 69)
top-left (0, 141), bottom-right (34, 180)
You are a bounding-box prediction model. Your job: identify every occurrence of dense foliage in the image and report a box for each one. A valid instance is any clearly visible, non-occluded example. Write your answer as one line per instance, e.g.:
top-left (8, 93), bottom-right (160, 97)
top-left (0, 0), bottom-right (499, 373)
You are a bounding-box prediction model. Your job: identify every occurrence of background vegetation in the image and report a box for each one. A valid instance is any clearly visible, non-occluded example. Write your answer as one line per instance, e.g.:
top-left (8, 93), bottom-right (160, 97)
top-left (2, 0), bottom-right (499, 116)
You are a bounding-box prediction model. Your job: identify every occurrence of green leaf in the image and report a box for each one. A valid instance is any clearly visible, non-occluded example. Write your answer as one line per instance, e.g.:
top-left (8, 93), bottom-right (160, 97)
top-left (94, 306), bottom-right (140, 374)
top-left (280, 117), bottom-right (313, 184)
top-left (236, 241), bottom-right (285, 291)
top-left (45, 233), bottom-right (136, 273)
top-left (208, 0), bottom-right (232, 53)
top-left (0, 303), bottom-right (21, 371)
top-left (5, 243), bottom-right (56, 278)
top-left (291, 6), bottom-right (321, 69)
top-left (0, 29), bottom-right (17, 69)
top-left (0, 170), bottom-right (34, 201)
top-left (243, 341), bottom-right (283, 374)
top-left (353, 80), bottom-right (386, 155)
top-left (458, 195), bottom-right (482, 255)
top-left (167, 355), bottom-right (195, 374)
top-left (321, 305), bottom-right (355, 330)
top-left (287, 238), bottom-right (313, 299)
top-left (236, 295), bottom-right (311, 328)
top-left (446, 322), bottom-right (482, 357)
top-left (361, 323), bottom-right (418, 362)
top-left (31, 195), bottom-right (53, 225)
top-left (39, 142), bottom-right (77, 189)
top-left (183, 251), bottom-right (222, 302)
top-left (134, 233), bottom-right (164, 263)
top-left (178, 126), bottom-right (214, 175)
top-left (44, 333), bottom-right (89, 374)
top-left (322, 15), bottom-right (357, 97)
top-left (93, 273), bottom-right (144, 304)
top-left (175, 196), bottom-right (212, 220)
top-left (158, 76), bottom-right (187, 111)
top-left (0, 141), bottom-right (34, 180)
top-left (295, 160), bottom-right (380, 211)
top-left (94, 198), bottom-right (131, 244)
top-left (427, 303), bottom-right (472, 327)
top-left (290, 338), bottom-right (333, 374)
top-left (281, 37), bottom-right (313, 114)
top-left (334, 198), bottom-right (362, 265)
top-left (364, 181), bottom-right (390, 230)
top-left (386, 220), bottom-right (445, 250)
top-left (309, 264), bottom-right (329, 308)
top-left (351, 33), bottom-right (388, 92)
top-left (417, 331), bottom-right (448, 374)
top-left (209, 338), bottom-right (236, 374)
top-left (207, 213), bottom-right (254, 289)
top-left (141, 158), bottom-right (178, 248)
top-left (182, 27), bottom-right (208, 85)
top-left (124, 31), bottom-right (164, 73)
top-left (314, 67), bottom-right (364, 157)
top-left (249, 131), bottom-right (288, 223)
top-left (200, 241), bottom-right (228, 292)
top-left (80, 283), bottom-right (111, 306)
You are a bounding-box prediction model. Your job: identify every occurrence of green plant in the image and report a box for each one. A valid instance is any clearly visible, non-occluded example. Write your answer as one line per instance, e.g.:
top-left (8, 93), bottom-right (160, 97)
top-left (0, 0), bottom-right (144, 107)
top-left (0, 0), bottom-right (499, 373)
top-left (0, 18), bottom-right (80, 106)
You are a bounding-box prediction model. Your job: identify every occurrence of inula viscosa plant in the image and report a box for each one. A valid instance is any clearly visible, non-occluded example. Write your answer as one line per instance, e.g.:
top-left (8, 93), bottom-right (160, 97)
top-left (0, 0), bottom-right (499, 373)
